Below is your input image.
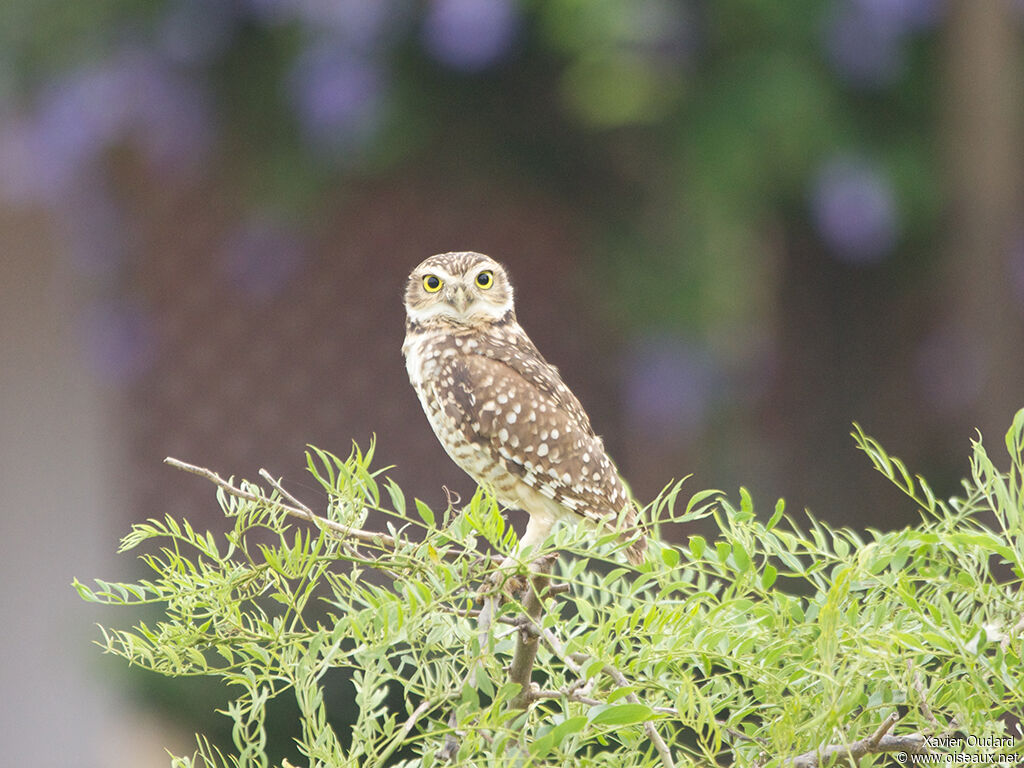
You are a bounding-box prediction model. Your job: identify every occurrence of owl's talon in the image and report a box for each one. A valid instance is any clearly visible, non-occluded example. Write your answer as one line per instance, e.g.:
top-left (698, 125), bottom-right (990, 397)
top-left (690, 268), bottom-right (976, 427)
top-left (472, 553), bottom-right (530, 604)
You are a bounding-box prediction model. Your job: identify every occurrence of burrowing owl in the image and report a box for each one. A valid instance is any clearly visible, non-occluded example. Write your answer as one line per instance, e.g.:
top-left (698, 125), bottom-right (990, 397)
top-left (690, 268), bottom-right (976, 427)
top-left (402, 251), bottom-right (646, 564)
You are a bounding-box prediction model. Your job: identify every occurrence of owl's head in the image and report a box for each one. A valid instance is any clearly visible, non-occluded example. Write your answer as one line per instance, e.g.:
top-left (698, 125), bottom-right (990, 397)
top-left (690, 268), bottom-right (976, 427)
top-left (405, 252), bottom-right (515, 326)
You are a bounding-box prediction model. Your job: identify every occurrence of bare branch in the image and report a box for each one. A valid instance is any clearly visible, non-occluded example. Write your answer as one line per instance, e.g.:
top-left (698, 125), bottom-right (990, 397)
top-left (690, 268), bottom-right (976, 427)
top-left (165, 457), bottom-right (396, 547)
top-left (536, 626), bottom-right (584, 676)
top-left (868, 711), bottom-right (900, 749)
top-left (907, 660), bottom-right (940, 731)
top-left (533, 688), bottom-right (604, 708)
top-left (436, 710), bottom-right (460, 762)
top-left (788, 713), bottom-right (928, 768)
top-left (258, 468), bottom-right (313, 514)
top-left (544, 582), bottom-right (571, 598)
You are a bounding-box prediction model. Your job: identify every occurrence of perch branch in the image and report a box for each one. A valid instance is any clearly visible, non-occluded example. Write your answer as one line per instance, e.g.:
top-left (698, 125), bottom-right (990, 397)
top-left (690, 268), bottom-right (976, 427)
top-left (509, 554), bottom-right (558, 710)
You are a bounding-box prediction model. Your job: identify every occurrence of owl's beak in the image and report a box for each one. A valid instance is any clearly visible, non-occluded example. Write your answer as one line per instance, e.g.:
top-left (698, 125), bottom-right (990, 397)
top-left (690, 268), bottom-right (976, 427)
top-left (451, 286), bottom-right (470, 314)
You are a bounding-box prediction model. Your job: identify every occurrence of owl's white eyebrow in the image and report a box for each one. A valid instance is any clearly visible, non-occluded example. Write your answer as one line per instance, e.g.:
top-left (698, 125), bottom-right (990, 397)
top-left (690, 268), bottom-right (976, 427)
top-left (418, 268), bottom-right (456, 281)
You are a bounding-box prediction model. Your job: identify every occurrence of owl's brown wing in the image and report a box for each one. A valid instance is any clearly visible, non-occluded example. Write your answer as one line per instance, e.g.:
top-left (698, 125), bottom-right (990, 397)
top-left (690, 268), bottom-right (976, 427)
top-left (469, 326), bottom-right (597, 438)
top-left (434, 351), bottom-right (634, 530)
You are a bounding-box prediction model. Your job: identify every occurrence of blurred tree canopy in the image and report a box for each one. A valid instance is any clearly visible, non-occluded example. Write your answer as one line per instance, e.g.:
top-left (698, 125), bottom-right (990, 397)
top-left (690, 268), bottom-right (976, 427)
top-left (3, 0), bottom-right (1022, 524)
top-left (1, 0), bottom-right (948, 317)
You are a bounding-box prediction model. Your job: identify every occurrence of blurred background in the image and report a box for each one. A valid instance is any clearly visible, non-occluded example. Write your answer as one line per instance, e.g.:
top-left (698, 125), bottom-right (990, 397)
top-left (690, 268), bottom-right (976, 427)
top-left (2, 0), bottom-right (1023, 764)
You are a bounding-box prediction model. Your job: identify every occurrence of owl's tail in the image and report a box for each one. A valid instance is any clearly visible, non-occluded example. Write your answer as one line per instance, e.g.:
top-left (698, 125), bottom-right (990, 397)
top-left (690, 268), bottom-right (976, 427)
top-left (623, 528), bottom-right (647, 565)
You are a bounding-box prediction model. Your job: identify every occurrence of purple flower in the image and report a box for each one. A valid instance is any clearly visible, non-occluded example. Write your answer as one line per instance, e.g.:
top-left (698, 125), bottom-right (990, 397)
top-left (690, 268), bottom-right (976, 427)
top-left (811, 155), bottom-right (898, 263)
top-left (27, 65), bottom-right (130, 198)
top-left (0, 113), bottom-right (63, 205)
top-left (823, 0), bottom-right (944, 87)
top-left (0, 65), bottom-right (127, 205)
top-left (219, 215), bottom-right (305, 300)
top-left (623, 335), bottom-right (715, 442)
top-left (119, 51), bottom-right (214, 174)
top-left (853, 0), bottom-right (945, 32)
top-left (1, 50), bottom-right (213, 206)
top-left (823, 1), bottom-right (904, 87)
top-left (289, 44), bottom-right (386, 153)
top-left (422, 0), bottom-right (521, 72)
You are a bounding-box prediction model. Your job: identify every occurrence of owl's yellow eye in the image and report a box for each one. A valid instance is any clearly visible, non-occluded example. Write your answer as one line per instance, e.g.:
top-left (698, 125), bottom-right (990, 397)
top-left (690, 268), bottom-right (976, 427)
top-left (423, 274), bottom-right (443, 292)
top-left (475, 270), bottom-right (494, 289)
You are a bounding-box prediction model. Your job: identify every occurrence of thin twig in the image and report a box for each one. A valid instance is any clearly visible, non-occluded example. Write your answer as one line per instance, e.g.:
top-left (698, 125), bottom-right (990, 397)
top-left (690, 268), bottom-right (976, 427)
top-left (165, 457), bottom-right (396, 547)
top-left (1001, 614), bottom-right (1024, 651)
top-left (907, 660), bottom-right (940, 731)
top-left (258, 468), bottom-right (313, 514)
top-left (544, 582), bottom-right (571, 598)
top-left (539, 627), bottom-right (584, 675)
top-left (168, 457), bottom-right (510, 569)
top-left (374, 698), bottom-right (439, 768)
top-left (533, 689), bottom-right (604, 708)
top-left (436, 710), bottom-right (460, 762)
top-left (565, 653), bottom-right (676, 768)
top-left (868, 711), bottom-right (900, 749)
top-left (718, 722), bottom-right (771, 749)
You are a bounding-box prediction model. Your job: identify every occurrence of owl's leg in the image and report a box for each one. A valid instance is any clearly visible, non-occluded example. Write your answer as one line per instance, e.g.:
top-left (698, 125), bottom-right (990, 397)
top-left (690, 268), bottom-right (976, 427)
top-left (515, 512), bottom-right (555, 562)
top-left (486, 511), bottom-right (556, 600)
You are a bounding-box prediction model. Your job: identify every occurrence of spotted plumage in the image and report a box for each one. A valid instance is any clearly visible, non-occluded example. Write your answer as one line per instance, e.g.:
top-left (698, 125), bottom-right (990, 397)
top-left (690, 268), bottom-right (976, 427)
top-left (403, 251), bottom-right (646, 564)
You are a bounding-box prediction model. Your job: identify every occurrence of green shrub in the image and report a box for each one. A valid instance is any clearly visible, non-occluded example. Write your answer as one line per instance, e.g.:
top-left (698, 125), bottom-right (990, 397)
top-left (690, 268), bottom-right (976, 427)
top-left (76, 412), bottom-right (1024, 767)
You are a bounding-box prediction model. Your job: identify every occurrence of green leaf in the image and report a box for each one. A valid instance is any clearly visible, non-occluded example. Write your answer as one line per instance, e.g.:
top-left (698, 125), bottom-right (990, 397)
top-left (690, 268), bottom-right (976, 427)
top-left (739, 486), bottom-right (754, 514)
top-left (661, 545), bottom-right (680, 568)
top-left (766, 499), bottom-right (785, 530)
top-left (833, 535), bottom-right (849, 559)
top-left (1005, 407), bottom-right (1024, 460)
top-left (589, 703), bottom-right (653, 726)
top-left (685, 488), bottom-right (723, 518)
top-left (732, 542), bottom-right (751, 572)
top-left (550, 714), bottom-right (588, 742)
top-left (716, 541), bottom-right (731, 563)
top-left (531, 715), bottom-right (588, 758)
top-left (689, 535), bottom-right (706, 559)
top-left (414, 499), bottom-right (435, 528)
top-left (761, 564), bottom-right (778, 590)
top-left (384, 478), bottom-right (406, 517)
